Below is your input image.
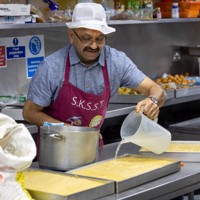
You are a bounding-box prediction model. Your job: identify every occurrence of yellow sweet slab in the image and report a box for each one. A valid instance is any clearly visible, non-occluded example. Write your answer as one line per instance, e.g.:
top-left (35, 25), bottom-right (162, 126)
top-left (70, 156), bottom-right (177, 181)
top-left (23, 170), bottom-right (107, 196)
top-left (141, 141), bottom-right (200, 153)
top-left (166, 141), bottom-right (200, 152)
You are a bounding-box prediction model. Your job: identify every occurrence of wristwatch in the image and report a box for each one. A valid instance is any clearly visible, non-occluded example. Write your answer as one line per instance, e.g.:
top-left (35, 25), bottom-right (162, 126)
top-left (148, 96), bottom-right (158, 105)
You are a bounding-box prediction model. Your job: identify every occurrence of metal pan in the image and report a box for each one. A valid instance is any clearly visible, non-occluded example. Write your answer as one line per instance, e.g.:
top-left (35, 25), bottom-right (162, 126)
top-left (175, 85), bottom-right (200, 98)
top-left (68, 154), bottom-right (181, 193)
top-left (23, 168), bottom-right (115, 200)
top-left (140, 141), bottom-right (200, 162)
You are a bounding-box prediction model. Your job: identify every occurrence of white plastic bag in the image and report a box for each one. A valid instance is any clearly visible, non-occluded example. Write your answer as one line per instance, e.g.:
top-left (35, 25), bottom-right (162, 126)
top-left (0, 113), bottom-right (37, 200)
top-left (0, 172), bottom-right (32, 200)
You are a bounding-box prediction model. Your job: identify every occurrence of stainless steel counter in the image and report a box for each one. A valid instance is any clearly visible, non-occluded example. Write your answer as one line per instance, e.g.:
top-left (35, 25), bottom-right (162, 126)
top-left (97, 142), bottom-right (200, 200)
top-left (1, 92), bottom-right (200, 121)
top-left (31, 142), bottom-right (200, 200)
top-left (106, 94), bottom-right (200, 119)
top-left (98, 162), bottom-right (200, 200)
top-left (106, 104), bottom-right (135, 119)
top-left (23, 122), bottom-right (38, 134)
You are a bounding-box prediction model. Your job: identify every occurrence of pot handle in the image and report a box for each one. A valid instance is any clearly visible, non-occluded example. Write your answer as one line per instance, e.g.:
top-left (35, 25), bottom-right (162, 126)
top-left (47, 133), bottom-right (65, 141)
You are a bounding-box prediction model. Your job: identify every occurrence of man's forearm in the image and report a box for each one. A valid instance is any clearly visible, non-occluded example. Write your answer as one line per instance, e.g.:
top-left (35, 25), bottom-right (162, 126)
top-left (23, 111), bottom-right (63, 126)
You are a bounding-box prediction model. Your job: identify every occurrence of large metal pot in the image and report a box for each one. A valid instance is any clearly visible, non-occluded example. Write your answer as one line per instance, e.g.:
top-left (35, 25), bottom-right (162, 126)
top-left (39, 126), bottom-right (99, 171)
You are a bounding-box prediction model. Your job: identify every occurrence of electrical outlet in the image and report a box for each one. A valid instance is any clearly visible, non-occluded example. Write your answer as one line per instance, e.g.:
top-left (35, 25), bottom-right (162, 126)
top-left (171, 47), bottom-right (182, 62)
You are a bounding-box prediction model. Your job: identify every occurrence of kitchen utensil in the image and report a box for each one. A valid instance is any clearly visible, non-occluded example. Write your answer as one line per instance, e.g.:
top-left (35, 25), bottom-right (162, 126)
top-left (120, 111), bottom-right (171, 154)
top-left (39, 126), bottom-right (99, 171)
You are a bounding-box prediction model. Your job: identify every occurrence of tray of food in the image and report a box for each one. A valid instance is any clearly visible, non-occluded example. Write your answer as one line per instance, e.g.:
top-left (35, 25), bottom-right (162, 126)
top-left (175, 85), bottom-right (200, 98)
top-left (109, 87), bottom-right (145, 104)
top-left (109, 94), bottom-right (145, 104)
top-left (110, 87), bottom-right (174, 104)
top-left (155, 73), bottom-right (200, 98)
top-left (140, 141), bottom-right (200, 162)
top-left (165, 89), bottom-right (175, 100)
top-left (156, 73), bottom-right (195, 86)
top-left (22, 168), bottom-right (115, 200)
top-left (68, 154), bottom-right (181, 193)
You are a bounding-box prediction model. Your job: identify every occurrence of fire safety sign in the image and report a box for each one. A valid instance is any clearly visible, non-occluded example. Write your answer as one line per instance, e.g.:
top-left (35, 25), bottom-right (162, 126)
top-left (0, 38), bottom-right (6, 68)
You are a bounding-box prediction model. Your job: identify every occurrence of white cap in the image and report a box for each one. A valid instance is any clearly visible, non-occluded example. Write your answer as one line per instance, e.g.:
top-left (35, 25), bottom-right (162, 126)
top-left (66, 3), bottom-right (116, 35)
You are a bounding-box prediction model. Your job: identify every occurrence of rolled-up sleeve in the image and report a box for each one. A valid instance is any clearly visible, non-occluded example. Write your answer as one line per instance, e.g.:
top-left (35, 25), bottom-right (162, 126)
top-left (105, 46), bottom-right (146, 96)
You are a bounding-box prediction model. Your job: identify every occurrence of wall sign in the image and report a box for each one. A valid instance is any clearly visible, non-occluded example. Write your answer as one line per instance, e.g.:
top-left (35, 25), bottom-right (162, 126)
top-left (6, 37), bottom-right (26, 59)
top-left (0, 35), bottom-right (45, 77)
top-left (0, 38), bottom-right (6, 68)
top-left (26, 35), bottom-right (45, 79)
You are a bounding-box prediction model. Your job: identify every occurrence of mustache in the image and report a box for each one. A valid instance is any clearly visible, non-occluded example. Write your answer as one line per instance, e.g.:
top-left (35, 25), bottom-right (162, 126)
top-left (83, 47), bottom-right (100, 52)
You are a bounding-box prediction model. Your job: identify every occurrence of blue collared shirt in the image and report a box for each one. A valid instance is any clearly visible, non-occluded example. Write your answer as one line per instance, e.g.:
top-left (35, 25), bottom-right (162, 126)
top-left (27, 45), bottom-right (146, 107)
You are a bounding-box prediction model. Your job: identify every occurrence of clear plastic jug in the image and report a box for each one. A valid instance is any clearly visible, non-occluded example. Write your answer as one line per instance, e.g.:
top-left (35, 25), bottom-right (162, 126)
top-left (120, 111), bottom-right (171, 154)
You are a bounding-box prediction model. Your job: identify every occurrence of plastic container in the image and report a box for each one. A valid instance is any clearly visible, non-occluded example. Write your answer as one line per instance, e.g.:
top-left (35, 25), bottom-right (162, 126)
top-left (141, 3), bottom-right (153, 20)
top-left (120, 111), bottom-right (171, 154)
top-left (172, 3), bottom-right (179, 18)
top-left (157, 7), bottom-right (162, 19)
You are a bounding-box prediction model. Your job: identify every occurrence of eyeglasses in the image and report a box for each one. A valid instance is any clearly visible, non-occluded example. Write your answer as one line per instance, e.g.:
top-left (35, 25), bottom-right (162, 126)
top-left (72, 30), bottom-right (106, 46)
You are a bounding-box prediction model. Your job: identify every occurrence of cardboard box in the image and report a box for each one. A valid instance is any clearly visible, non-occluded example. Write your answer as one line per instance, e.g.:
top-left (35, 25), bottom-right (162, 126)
top-left (0, 4), bottom-right (30, 16)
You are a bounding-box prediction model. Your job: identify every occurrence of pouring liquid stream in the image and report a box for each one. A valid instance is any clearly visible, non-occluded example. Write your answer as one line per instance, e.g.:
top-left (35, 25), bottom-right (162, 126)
top-left (115, 136), bottom-right (135, 158)
top-left (115, 139), bottom-right (127, 159)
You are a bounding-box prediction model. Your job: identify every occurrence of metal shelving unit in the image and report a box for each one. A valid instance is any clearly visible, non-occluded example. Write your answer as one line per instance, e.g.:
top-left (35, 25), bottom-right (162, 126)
top-left (0, 17), bottom-right (200, 30)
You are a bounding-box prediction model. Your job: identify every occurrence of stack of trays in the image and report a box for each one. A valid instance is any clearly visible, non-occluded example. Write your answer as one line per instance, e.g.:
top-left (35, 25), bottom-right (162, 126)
top-left (68, 154), bottom-right (181, 193)
top-left (22, 168), bottom-right (115, 200)
top-left (140, 141), bottom-right (200, 162)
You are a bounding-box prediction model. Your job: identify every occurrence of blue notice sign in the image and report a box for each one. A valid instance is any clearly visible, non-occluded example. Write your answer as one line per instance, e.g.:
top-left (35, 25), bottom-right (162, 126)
top-left (29, 36), bottom-right (41, 55)
top-left (27, 56), bottom-right (43, 78)
top-left (7, 46), bottom-right (25, 59)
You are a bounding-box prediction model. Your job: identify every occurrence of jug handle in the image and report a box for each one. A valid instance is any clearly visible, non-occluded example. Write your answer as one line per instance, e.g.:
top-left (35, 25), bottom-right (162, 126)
top-left (139, 107), bottom-right (158, 123)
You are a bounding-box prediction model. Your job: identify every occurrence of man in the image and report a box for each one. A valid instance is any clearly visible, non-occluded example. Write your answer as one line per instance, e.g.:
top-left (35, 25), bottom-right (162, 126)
top-left (23, 2), bottom-right (166, 129)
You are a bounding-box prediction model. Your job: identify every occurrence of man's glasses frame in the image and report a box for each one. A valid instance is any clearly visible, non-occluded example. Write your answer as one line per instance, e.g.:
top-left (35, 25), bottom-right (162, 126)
top-left (72, 30), bottom-right (106, 46)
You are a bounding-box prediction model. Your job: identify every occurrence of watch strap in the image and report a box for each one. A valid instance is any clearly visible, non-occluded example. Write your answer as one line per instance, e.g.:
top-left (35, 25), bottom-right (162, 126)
top-left (148, 96), bottom-right (158, 105)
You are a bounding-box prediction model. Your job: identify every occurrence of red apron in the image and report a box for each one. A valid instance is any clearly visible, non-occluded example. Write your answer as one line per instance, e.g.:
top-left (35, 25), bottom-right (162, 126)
top-left (45, 53), bottom-right (111, 130)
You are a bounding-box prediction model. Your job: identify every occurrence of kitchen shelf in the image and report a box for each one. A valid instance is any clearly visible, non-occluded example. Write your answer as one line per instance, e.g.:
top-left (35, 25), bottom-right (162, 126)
top-left (1, 18), bottom-right (200, 30)
top-left (106, 94), bottom-right (200, 118)
top-left (109, 90), bottom-right (174, 104)
top-left (0, 22), bottom-right (67, 30)
top-left (108, 18), bottom-right (200, 25)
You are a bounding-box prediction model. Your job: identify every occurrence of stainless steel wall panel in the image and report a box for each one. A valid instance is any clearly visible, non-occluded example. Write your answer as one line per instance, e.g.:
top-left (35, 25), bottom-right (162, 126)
top-left (1, 21), bottom-right (200, 95)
